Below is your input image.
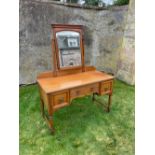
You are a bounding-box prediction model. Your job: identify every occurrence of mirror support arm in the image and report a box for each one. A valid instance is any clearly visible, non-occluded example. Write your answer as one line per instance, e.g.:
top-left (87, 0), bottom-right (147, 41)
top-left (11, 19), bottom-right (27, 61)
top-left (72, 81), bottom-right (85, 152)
top-left (52, 39), bottom-right (58, 76)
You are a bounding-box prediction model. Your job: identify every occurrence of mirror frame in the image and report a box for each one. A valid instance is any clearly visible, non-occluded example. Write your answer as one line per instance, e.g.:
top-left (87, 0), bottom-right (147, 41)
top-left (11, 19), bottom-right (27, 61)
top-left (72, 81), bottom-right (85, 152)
top-left (52, 24), bottom-right (85, 71)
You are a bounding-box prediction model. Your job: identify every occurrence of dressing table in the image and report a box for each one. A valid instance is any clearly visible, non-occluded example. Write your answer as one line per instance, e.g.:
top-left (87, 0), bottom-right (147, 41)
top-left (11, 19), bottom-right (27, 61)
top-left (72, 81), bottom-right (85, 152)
top-left (37, 24), bottom-right (114, 133)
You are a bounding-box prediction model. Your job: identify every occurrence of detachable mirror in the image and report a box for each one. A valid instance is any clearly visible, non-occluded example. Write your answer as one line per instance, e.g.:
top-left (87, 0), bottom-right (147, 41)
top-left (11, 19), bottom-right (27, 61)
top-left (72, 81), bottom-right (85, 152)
top-left (52, 24), bottom-right (84, 71)
top-left (56, 31), bottom-right (81, 68)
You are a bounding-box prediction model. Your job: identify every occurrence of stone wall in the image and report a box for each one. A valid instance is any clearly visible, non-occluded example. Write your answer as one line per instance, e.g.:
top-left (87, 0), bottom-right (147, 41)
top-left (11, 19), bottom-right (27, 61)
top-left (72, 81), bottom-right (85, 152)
top-left (116, 0), bottom-right (135, 85)
top-left (19, 0), bottom-right (134, 84)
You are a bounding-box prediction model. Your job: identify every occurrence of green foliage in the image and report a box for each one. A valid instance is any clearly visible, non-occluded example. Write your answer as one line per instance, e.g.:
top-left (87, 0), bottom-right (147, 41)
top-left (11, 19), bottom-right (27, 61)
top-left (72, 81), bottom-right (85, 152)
top-left (20, 80), bottom-right (135, 155)
top-left (85, 0), bottom-right (99, 6)
top-left (69, 0), bottom-right (79, 3)
top-left (114, 0), bottom-right (129, 5)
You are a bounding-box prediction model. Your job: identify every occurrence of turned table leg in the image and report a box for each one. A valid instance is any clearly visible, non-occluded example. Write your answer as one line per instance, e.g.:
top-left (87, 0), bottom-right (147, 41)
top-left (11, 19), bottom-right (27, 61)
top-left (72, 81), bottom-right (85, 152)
top-left (92, 93), bottom-right (95, 101)
top-left (40, 99), bottom-right (45, 118)
top-left (48, 115), bottom-right (55, 134)
top-left (92, 93), bottom-right (112, 112)
top-left (43, 112), bottom-right (55, 134)
top-left (92, 93), bottom-right (98, 102)
top-left (107, 94), bottom-right (112, 112)
top-left (40, 98), bottom-right (55, 134)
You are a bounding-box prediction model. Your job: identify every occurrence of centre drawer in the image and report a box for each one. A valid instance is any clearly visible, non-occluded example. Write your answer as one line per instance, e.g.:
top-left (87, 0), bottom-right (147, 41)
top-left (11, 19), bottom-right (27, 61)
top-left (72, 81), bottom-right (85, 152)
top-left (70, 83), bottom-right (99, 99)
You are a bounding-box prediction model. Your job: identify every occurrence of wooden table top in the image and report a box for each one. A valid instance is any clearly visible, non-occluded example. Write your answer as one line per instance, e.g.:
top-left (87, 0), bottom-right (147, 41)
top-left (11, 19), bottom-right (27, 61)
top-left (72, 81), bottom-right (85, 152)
top-left (37, 71), bottom-right (114, 93)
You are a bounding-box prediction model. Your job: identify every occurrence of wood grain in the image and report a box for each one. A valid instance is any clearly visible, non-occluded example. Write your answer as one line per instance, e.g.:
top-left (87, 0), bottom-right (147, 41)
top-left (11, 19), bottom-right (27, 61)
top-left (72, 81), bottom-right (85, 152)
top-left (37, 71), bottom-right (114, 93)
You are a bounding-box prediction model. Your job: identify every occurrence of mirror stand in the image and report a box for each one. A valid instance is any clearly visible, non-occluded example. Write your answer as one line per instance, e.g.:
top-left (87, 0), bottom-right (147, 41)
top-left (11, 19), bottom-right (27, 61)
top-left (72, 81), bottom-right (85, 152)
top-left (52, 24), bottom-right (85, 76)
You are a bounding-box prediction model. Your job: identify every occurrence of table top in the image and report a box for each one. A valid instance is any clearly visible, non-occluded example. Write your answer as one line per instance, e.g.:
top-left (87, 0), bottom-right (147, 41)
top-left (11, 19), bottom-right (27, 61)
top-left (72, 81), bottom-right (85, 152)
top-left (37, 71), bottom-right (114, 93)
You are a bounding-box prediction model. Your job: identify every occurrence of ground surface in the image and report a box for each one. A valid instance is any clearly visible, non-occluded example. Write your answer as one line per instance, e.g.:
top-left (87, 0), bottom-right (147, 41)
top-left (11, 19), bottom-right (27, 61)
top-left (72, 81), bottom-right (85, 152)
top-left (19, 80), bottom-right (134, 155)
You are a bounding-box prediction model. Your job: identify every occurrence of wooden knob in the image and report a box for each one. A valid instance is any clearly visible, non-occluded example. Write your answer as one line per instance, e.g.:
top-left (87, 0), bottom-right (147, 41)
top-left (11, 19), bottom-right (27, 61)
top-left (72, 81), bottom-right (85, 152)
top-left (90, 87), bottom-right (94, 92)
top-left (76, 90), bottom-right (80, 95)
top-left (58, 97), bottom-right (64, 103)
top-left (104, 88), bottom-right (108, 91)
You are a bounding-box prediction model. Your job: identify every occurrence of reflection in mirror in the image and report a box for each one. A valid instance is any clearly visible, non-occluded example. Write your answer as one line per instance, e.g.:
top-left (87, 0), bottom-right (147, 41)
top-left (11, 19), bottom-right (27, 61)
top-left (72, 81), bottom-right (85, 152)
top-left (56, 31), bottom-right (81, 68)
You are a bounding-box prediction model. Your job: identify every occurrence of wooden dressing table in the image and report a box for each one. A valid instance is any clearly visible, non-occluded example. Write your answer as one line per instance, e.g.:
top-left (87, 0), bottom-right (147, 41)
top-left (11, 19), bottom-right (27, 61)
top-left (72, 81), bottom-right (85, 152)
top-left (37, 24), bottom-right (114, 133)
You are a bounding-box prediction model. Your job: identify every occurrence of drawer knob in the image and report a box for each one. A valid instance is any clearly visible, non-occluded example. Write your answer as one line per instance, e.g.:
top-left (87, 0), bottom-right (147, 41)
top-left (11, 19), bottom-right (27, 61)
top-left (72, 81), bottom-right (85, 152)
top-left (104, 88), bottom-right (108, 91)
top-left (76, 90), bottom-right (80, 95)
top-left (90, 87), bottom-right (94, 92)
top-left (58, 97), bottom-right (64, 103)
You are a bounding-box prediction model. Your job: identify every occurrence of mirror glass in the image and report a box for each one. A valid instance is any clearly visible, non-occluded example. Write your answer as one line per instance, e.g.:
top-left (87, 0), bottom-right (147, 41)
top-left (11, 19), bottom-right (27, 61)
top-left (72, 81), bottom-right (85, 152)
top-left (56, 31), bottom-right (81, 68)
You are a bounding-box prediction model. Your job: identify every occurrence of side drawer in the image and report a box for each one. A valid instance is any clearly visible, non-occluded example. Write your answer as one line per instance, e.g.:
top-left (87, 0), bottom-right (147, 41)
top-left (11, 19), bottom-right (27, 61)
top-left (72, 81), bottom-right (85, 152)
top-left (101, 80), bottom-right (113, 95)
top-left (51, 90), bottom-right (69, 111)
top-left (70, 83), bottom-right (99, 99)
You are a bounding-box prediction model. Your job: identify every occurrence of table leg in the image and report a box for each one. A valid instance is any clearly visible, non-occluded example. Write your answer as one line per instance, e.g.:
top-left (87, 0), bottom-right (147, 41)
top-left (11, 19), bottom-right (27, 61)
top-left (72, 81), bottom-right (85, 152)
top-left (92, 93), bottom-right (112, 112)
top-left (107, 94), bottom-right (112, 112)
top-left (48, 115), bottom-right (55, 134)
top-left (92, 93), bottom-right (99, 102)
top-left (40, 99), bottom-right (44, 118)
top-left (40, 98), bottom-right (55, 134)
top-left (92, 93), bottom-right (95, 101)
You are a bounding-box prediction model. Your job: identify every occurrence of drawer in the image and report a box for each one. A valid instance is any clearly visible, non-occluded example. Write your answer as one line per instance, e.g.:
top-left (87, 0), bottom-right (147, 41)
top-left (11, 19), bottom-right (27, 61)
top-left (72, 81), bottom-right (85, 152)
top-left (70, 83), bottom-right (99, 99)
top-left (86, 83), bottom-right (99, 94)
top-left (51, 91), bottom-right (69, 110)
top-left (101, 81), bottom-right (112, 95)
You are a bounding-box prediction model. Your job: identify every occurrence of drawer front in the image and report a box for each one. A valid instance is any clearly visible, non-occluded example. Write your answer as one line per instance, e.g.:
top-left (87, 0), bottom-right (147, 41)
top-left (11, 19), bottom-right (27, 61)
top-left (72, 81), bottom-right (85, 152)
top-left (101, 81), bottom-right (112, 95)
top-left (52, 91), bottom-right (69, 107)
top-left (70, 83), bottom-right (99, 99)
top-left (86, 83), bottom-right (99, 94)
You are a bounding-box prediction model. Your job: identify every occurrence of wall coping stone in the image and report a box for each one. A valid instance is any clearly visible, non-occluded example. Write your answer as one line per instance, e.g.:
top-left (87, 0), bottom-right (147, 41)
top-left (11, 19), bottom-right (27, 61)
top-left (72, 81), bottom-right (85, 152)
top-left (27, 0), bottom-right (128, 11)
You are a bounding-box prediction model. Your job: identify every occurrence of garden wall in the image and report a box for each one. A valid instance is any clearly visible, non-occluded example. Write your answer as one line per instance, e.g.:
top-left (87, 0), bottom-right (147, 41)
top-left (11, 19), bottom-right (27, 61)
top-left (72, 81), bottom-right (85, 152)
top-left (19, 0), bottom-right (134, 85)
top-left (116, 0), bottom-right (135, 85)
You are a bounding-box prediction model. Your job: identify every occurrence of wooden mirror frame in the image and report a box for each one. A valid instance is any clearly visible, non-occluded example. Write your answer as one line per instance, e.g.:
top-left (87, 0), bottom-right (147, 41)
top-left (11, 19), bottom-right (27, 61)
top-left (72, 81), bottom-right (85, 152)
top-left (51, 24), bottom-right (85, 75)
